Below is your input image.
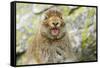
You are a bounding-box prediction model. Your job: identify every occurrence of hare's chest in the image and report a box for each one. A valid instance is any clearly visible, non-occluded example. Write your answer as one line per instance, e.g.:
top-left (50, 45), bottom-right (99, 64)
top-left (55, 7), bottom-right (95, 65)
top-left (40, 42), bottom-right (68, 63)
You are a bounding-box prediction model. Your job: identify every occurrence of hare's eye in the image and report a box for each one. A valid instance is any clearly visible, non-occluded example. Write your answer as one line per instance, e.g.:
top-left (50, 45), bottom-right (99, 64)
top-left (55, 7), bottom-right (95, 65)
top-left (60, 17), bottom-right (63, 19)
top-left (60, 16), bottom-right (63, 19)
top-left (44, 15), bottom-right (48, 20)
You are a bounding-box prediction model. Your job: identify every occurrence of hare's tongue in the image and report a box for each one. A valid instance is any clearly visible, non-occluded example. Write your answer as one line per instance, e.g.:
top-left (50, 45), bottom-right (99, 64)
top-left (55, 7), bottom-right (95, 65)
top-left (51, 28), bottom-right (59, 36)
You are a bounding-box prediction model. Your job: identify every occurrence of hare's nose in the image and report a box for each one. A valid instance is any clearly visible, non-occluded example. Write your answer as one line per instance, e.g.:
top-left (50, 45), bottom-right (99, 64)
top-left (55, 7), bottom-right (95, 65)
top-left (52, 22), bottom-right (59, 26)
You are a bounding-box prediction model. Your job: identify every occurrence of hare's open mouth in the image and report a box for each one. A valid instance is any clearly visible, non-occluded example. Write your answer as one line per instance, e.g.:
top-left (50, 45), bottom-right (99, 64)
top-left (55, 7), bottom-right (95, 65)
top-left (51, 27), bottom-right (60, 36)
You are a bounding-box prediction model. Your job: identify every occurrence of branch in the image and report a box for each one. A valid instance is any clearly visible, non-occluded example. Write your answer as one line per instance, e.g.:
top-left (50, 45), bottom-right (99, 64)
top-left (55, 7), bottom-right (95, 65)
top-left (34, 5), bottom-right (57, 15)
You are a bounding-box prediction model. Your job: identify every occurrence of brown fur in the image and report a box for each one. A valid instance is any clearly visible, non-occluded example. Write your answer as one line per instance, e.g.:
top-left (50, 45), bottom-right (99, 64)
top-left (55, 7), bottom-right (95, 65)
top-left (23, 9), bottom-right (77, 64)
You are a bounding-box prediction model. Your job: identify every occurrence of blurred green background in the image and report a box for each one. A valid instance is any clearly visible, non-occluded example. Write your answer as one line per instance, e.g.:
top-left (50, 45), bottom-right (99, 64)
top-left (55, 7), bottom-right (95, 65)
top-left (16, 3), bottom-right (97, 65)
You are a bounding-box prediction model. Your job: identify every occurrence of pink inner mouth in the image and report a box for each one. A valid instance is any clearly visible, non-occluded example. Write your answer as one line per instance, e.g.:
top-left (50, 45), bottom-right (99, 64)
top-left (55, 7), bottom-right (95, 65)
top-left (51, 28), bottom-right (59, 36)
